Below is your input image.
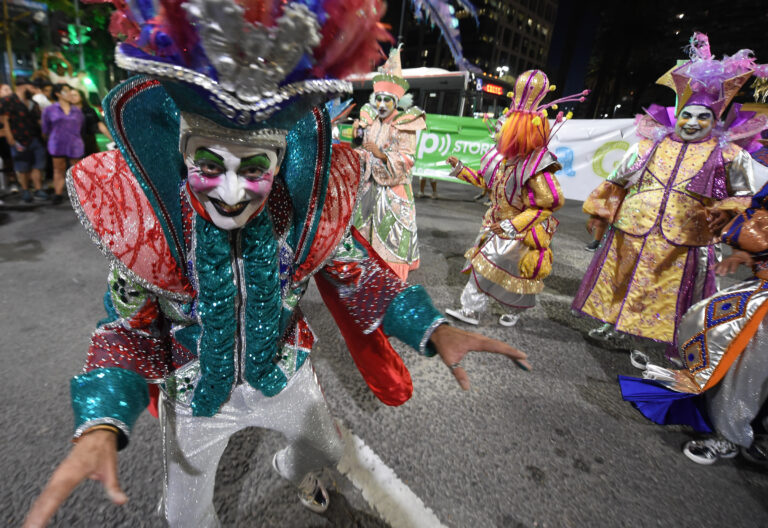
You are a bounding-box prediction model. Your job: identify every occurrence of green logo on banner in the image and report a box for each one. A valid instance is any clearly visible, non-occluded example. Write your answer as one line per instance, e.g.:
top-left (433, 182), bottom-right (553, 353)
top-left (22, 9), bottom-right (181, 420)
top-left (592, 141), bottom-right (629, 179)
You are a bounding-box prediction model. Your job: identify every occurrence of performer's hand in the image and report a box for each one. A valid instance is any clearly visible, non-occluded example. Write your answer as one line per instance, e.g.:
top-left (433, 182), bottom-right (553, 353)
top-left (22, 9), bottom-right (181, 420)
top-left (706, 208), bottom-right (731, 234)
top-left (24, 430), bottom-right (126, 528)
top-left (489, 222), bottom-right (505, 236)
top-left (715, 250), bottom-right (754, 276)
top-left (446, 156), bottom-right (460, 168)
top-left (429, 324), bottom-right (531, 391)
top-left (586, 216), bottom-right (606, 237)
top-left (362, 141), bottom-right (386, 161)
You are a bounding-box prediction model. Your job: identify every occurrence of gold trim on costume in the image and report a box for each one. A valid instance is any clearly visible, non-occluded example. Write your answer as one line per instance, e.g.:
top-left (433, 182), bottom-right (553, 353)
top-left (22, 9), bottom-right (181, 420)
top-left (470, 252), bottom-right (545, 295)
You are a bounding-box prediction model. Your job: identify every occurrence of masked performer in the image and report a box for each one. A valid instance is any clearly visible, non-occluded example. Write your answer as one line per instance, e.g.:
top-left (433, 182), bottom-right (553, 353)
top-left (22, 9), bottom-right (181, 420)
top-left (23, 2), bottom-right (529, 527)
top-left (618, 178), bottom-right (768, 466)
top-left (572, 34), bottom-right (766, 359)
top-left (353, 46), bottom-right (426, 281)
top-left (445, 70), bottom-right (585, 326)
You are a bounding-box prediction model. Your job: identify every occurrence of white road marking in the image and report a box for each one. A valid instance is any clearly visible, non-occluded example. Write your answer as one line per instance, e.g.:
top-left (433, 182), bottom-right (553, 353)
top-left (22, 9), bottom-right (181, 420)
top-left (336, 423), bottom-right (447, 528)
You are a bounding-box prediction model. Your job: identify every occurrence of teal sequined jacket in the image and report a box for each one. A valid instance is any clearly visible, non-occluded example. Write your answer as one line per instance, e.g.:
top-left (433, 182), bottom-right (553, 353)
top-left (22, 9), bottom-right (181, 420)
top-left (67, 81), bottom-right (445, 447)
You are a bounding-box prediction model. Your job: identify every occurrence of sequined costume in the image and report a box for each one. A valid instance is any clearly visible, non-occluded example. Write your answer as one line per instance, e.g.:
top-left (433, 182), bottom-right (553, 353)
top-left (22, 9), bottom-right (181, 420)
top-left (445, 69), bottom-right (585, 321)
top-left (619, 182), bottom-right (768, 448)
top-left (353, 47), bottom-right (427, 281)
top-left (572, 134), bottom-right (755, 346)
top-left (450, 147), bottom-right (563, 309)
top-left (573, 36), bottom-right (768, 352)
top-left (60, 1), bottom-right (452, 524)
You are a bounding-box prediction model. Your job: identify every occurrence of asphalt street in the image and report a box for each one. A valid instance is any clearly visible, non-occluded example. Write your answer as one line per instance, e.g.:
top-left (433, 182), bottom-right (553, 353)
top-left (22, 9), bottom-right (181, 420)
top-left (1, 180), bottom-right (767, 528)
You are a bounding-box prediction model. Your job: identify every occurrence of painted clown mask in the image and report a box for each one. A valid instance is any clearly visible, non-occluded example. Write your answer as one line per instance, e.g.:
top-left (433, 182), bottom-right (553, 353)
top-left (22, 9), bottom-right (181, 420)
top-left (184, 136), bottom-right (281, 230)
top-left (372, 93), bottom-right (397, 119)
top-left (675, 104), bottom-right (714, 142)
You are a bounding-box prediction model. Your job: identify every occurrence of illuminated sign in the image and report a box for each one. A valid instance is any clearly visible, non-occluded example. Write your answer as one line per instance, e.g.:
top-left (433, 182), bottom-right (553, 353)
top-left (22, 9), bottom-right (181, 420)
top-left (483, 83), bottom-right (504, 95)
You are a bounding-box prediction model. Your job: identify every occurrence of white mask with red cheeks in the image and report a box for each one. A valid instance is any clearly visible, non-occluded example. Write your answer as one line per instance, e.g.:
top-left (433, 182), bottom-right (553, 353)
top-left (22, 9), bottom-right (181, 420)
top-left (184, 136), bottom-right (281, 230)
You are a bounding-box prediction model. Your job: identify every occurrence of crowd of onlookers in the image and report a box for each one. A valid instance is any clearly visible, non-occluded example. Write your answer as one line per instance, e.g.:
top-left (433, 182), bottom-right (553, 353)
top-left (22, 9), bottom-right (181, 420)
top-left (0, 65), bottom-right (112, 207)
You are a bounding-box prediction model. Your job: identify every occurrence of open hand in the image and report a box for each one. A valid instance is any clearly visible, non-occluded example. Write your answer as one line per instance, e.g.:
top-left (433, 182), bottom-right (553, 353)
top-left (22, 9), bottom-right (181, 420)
top-left (362, 141), bottom-right (386, 161)
top-left (706, 209), bottom-right (731, 234)
top-left (24, 430), bottom-right (126, 528)
top-left (489, 222), bottom-right (506, 236)
top-left (715, 251), bottom-right (753, 276)
top-left (429, 325), bottom-right (531, 390)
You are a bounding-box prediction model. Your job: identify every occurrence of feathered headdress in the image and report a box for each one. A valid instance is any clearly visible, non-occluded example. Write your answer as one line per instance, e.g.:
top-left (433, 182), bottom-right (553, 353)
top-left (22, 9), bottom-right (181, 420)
top-left (88, 0), bottom-right (479, 129)
top-left (656, 32), bottom-right (768, 118)
top-left (85, 0), bottom-right (394, 129)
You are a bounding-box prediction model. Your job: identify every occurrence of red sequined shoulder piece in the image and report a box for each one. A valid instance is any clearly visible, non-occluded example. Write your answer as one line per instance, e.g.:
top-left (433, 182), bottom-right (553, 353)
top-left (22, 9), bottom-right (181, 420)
top-left (70, 150), bottom-right (193, 301)
top-left (292, 144), bottom-right (362, 283)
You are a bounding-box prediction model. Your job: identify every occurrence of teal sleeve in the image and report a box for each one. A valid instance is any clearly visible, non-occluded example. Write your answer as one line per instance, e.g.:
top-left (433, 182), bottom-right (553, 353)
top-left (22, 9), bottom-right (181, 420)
top-left (71, 367), bottom-right (149, 450)
top-left (382, 285), bottom-right (447, 357)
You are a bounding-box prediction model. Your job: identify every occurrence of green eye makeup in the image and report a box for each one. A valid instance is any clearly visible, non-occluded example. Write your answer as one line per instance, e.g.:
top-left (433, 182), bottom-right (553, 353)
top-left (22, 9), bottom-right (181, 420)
top-left (239, 153), bottom-right (271, 172)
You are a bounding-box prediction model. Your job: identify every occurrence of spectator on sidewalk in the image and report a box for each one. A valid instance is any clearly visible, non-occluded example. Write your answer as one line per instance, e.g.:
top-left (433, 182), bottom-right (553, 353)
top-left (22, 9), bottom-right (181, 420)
top-left (0, 84), bottom-right (13, 191)
top-left (42, 83), bottom-right (84, 204)
top-left (0, 76), bottom-right (47, 203)
top-left (70, 89), bottom-right (111, 156)
top-left (32, 78), bottom-right (53, 111)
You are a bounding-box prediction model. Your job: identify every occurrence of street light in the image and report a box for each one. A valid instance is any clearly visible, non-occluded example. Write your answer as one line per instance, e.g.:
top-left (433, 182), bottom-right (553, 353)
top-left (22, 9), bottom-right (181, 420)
top-left (613, 103), bottom-right (622, 118)
top-left (496, 65), bottom-right (509, 77)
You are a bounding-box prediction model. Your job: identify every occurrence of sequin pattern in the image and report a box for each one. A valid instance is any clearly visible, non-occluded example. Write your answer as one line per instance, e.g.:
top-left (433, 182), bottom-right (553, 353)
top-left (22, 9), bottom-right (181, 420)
top-left (68, 149), bottom-right (192, 301)
top-left (71, 367), bottom-right (149, 446)
top-left (320, 230), bottom-right (408, 333)
top-left (382, 285), bottom-right (445, 356)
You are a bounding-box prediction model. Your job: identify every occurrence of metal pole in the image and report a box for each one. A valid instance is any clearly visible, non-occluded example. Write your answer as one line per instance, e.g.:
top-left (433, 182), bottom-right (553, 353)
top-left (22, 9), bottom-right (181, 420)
top-left (2, 0), bottom-right (14, 87)
top-left (74, 0), bottom-right (85, 71)
top-left (397, 0), bottom-right (407, 44)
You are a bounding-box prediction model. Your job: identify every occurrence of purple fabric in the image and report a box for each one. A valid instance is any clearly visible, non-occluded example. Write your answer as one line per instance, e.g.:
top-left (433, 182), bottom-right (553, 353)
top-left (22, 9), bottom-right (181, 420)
top-left (42, 103), bottom-right (84, 159)
top-left (644, 104), bottom-right (675, 128)
top-left (685, 144), bottom-right (727, 200)
top-left (722, 103), bottom-right (756, 130)
top-left (572, 228), bottom-right (615, 311)
top-left (618, 375), bottom-right (713, 433)
top-left (684, 91), bottom-right (719, 113)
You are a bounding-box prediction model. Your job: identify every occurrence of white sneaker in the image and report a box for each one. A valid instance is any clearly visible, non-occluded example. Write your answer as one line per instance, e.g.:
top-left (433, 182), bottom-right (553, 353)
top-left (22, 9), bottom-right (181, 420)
top-left (630, 350), bottom-right (650, 370)
top-left (588, 323), bottom-right (612, 340)
top-left (297, 472), bottom-right (330, 513)
top-left (273, 454), bottom-right (330, 513)
top-left (445, 308), bottom-right (479, 325)
top-left (683, 437), bottom-right (738, 465)
top-left (498, 313), bottom-right (520, 327)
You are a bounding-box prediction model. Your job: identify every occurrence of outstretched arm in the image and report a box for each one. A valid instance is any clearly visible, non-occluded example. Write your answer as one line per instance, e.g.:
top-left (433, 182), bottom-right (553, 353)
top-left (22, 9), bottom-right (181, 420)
top-left (24, 268), bottom-right (169, 525)
top-left (24, 430), bottom-right (127, 528)
top-left (319, 229), bottom-right (530, 394)
top-left (430, 325), bottom-right (530, 390)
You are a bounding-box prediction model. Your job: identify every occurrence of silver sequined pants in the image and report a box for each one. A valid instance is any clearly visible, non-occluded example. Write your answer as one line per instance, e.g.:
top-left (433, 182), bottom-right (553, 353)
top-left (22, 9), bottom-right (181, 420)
top-left (707, 320), bottom-right (768, 447)
top-left (159, 361), bottom-right (343, 527)
top-left (460, 278), bottom-right (490, 313)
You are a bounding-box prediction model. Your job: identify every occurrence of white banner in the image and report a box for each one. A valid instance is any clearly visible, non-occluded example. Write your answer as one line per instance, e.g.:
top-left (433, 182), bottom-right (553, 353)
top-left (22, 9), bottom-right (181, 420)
top-left (547, 119), bottom-right (637, 201)
top-left (411, 117), bottom-right (768, 201)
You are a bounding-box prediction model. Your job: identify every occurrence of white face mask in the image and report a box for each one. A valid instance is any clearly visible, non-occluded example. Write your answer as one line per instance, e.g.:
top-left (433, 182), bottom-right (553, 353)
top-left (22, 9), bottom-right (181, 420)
top-left (675, 104), bottom-right (714, 142)
top-left (184, 137), bottom-right (280, 230)
top-left (373, 93), bottom-right (396, 119)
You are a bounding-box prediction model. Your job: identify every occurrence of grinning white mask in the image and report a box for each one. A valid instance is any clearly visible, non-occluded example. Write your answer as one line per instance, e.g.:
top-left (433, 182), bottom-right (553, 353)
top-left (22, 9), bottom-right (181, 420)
top-left (184, 136), bottom-right (281, 230)
top-left (674, 104), bottom-right (714, 142)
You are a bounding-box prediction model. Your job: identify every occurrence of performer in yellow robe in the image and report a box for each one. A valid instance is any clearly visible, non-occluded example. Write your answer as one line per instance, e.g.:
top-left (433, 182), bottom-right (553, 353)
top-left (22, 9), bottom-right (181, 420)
top-left (573, 33), bottom-right (765, 359)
